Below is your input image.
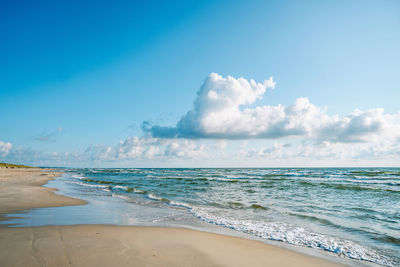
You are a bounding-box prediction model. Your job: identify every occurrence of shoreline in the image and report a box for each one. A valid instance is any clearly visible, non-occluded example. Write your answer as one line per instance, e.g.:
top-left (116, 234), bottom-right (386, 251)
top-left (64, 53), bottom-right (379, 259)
top-left (0, 168), bottom-right (344, 267)
top-left (0, 168), bottom-right (86, 216)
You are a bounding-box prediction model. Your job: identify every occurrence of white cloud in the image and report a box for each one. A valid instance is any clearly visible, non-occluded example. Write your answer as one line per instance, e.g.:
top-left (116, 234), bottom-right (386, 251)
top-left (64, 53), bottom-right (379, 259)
top-left (115, 136), bottom-right (161, 160)
top-left (317, 108), bottom-right (399, 142)
top-left (0, 141), bottom-right (12, 157)
top-left (143, 73), bottom-right (277, 139)
top-left (164, 140), bottom-right (205, 158)
top-left (80, 137), bottom-right (206, 162)
top-left (85, 144), bottom-right (113, 161)
top-left (236, 139), bottom-right (400, 166)
top-left (214, 140), bottom-right (227, 150)
top-left (144, 73), bottom-right (400, 143)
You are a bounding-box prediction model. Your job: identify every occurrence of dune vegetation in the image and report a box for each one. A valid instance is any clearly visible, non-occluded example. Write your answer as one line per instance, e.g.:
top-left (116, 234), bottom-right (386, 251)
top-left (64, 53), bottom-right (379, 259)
top-left (0, 163), bottom-right (32, 168)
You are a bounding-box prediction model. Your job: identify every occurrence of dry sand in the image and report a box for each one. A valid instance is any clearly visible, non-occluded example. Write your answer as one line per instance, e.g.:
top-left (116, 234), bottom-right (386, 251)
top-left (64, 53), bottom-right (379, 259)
top-left (0, 168), bottom-right (343, 267)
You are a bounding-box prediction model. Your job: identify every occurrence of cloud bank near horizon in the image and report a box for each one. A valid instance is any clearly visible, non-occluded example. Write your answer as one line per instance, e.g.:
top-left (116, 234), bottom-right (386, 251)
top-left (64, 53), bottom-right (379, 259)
top-left (143, 73), bottom-right (400, 143)
top-left (2, 136), bottom-right (400, 167)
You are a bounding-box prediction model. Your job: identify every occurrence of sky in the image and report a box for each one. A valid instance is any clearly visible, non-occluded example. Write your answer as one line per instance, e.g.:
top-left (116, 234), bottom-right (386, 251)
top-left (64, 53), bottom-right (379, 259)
top-left (1, 0), bottom-right (399, 167)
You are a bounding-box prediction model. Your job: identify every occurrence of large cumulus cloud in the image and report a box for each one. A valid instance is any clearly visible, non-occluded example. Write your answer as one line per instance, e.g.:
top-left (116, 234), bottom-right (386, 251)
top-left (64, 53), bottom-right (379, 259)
top-left (144, 73), bottom-right (400, 143)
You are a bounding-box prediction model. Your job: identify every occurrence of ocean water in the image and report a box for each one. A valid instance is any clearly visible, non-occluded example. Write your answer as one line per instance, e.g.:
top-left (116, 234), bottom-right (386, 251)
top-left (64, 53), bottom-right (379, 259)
top-left (5, 168), bottom-right (399, 266)
top-left (59, 168), bottom-right (400, 266)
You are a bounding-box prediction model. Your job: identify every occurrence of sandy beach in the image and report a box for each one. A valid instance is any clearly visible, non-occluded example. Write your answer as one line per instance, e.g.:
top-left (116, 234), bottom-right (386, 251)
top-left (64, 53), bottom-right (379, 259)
top-left (0, 168), bottom-right (85, 219)
top-left (0, 168), bottom-right (343, 267)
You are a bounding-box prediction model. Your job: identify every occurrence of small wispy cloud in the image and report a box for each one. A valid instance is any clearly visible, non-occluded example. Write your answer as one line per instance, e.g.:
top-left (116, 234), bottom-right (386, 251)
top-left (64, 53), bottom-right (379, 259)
top-left (35, 127), bottom-right (64, 142)
top-left (0, 141), bottom-right (12, 157)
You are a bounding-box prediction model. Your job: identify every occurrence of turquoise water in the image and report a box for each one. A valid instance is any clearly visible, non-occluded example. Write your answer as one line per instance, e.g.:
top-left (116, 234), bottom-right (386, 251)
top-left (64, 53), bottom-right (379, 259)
top-left (61, 168), bottom-right (400, 266)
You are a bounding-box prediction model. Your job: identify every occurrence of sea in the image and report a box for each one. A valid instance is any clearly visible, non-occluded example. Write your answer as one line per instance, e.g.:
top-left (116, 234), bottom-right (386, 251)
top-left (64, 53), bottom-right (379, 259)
top-left (3, 168), bottom-right (399, 266)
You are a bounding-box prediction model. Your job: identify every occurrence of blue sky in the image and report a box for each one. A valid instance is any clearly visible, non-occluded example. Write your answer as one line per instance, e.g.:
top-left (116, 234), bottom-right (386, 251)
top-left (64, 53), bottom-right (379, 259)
top-left (1, 0), bottom-right (399, 167)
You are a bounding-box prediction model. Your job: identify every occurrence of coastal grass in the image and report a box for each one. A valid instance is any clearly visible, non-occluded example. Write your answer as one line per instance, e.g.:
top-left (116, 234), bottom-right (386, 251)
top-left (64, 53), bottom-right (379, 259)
top-left (0, 162), bottom-right (33, 168)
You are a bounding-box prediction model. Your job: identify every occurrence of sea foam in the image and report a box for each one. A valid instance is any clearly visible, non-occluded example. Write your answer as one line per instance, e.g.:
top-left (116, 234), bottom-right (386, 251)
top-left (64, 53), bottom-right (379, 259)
top-left (188, 207), bottom-right (394, 266)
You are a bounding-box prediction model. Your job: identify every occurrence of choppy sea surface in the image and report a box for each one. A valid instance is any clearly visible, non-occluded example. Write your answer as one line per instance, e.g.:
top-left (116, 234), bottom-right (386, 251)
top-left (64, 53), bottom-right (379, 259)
top-left (5, 168), bottom-right (400, 266)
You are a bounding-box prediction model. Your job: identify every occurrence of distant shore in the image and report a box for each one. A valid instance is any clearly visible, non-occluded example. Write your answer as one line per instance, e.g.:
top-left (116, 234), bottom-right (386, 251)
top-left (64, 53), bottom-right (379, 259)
top-left (0, 168), bottom-right (342, 267)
